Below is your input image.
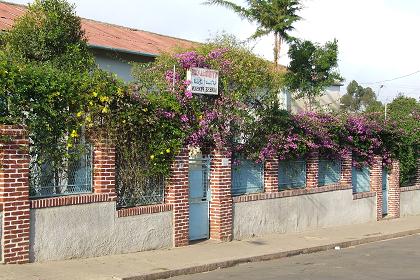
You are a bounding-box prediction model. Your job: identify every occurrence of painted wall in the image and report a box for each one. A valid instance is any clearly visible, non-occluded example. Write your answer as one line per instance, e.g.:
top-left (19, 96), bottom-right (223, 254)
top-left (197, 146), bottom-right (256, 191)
top-left (233, 189), bottom-right (376, 240)
top-left (400, 190), bottom-right (420, 216)
top-left (91, 48), bottom-right (155, 82)
top-left (29, 202), bottom-right (172, 262)
top-left (95, 54), bottom-right (134, 82)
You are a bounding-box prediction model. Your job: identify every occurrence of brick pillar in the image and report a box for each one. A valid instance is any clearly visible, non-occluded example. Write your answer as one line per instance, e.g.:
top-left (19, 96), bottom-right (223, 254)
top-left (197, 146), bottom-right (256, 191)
top-left (416, 158), bottom-right (420, 186)
top-left (165, 148), bottom-right (189, 247)
top-left (388, 160), bottom-right (400, 218)
top-left (340, 152), bottom-right (352, 187)
top-left (306, 153), bottom-right (319, 188)
top-left (0, 125), bottom-right (30, 264)
top-left (92, 136), bottom-right (116, 200)
top-left (209, 149), bottom-right (232, 241)
top-left (264, 158), bottom-right (278, 193)
top-left (370, 156), bottom-right (383, 220)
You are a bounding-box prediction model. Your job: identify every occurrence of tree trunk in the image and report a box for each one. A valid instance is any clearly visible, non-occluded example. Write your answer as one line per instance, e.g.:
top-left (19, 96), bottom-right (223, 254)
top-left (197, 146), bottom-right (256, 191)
top-left (273, 33), bottom-right (283, 68)
top-left (273, 32), bottom-right (279, 67)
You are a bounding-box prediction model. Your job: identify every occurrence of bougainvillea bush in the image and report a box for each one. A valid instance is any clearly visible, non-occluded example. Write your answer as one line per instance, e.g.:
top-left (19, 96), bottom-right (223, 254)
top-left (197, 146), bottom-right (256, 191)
top-left (243, 106), bottom-right (405, 170)
top-left (125, 35), bottom-right (284, 175)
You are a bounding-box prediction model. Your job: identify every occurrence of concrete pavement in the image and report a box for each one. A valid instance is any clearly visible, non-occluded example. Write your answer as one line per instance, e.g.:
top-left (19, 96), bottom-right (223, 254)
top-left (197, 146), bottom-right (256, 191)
top-left (1, 215), bottom-right (420, 280)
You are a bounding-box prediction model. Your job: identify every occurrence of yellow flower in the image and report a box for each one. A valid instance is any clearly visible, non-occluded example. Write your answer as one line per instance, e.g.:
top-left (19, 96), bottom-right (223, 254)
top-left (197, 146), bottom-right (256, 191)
top-left (198, 115), bottom-right (203, 120)
top-left (85, 115), bottom-right (92, 122)
top-left (101, 107), bottom-right (109, 114)
top-left (117, 87), bottom-right (124, 97)
top-left (142, 108), bottom-right (148, 112)
top-left (67, 143), bottom-right (73, 148)
top-left (92, 92), bottom-right (98, 97)
top-left (76, 111), bottom-right (83, 118)
top-left (70, 130), bottom-right (78, 138)
top-left (166, 148), bottom-right (170, 153)
top-left (99, 96), bottom-right (110, 103)
top-left (89, 101), bottom-right (94, 106)
top-left (150, 155), bottom-right (155, 160)
top-left (160, 151), bottom-right (164, 155)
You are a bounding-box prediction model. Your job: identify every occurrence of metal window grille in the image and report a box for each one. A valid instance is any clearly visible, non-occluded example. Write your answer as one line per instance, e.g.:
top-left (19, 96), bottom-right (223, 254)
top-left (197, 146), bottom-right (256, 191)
top-left (352, 166), bottom-right (370, 193)
top-left (278, 160), bottom-right (306, 190)
top-left (116, 174), bottom-right (165, 208)
top-left (29, 145), bottom-right (93, 198)
top-left (231, 159), bottom-right (263, 196)
top-left (318, 159), bottom-right (341, 186)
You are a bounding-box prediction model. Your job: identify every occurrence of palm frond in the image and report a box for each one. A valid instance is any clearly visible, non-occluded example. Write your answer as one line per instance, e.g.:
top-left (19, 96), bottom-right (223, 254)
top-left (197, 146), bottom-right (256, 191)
top-left (203, 0), bottom-right (252, 20)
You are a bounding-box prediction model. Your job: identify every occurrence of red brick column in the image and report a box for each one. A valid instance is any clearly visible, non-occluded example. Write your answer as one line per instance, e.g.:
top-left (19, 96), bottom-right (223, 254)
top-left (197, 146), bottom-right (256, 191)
top-left (416, 158), bottom-right (420, 186)
top-left (370, 156), bottom-right (383, 220)
top-left (209, 149), bottom-right (232, 241)
top-left (264, 158), bottom-right (278, 193)
top-left (340, 152), bottom-right (352, 187)
top-left (306, 153), bottom-right (319, 188)
top-left (0, 125), bottom-right (30, 264)
top-left (92, 137), bottom-right (116, 201)
top-left (388, 160), bottom-right (400, 218)
top-left (165, 148), bottom-right (189, 247)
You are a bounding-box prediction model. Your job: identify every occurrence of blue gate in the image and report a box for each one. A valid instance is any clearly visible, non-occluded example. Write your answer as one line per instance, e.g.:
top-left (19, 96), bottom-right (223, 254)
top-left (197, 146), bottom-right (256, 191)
top-left (352, 166), bottom-right (370, 193)
top-left (278, 160), bottom-right (306, 190)
top-left (188, 157), bottom-right (210, 241)
top-left (231, 160), bottom-right (263, 196)
top-left (382, 168), bottom-right (388, 215)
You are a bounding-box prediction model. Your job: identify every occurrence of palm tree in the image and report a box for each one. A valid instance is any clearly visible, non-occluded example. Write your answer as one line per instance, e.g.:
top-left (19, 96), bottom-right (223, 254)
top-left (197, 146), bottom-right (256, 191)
top-left (205, 0), bottom-right (302, 67)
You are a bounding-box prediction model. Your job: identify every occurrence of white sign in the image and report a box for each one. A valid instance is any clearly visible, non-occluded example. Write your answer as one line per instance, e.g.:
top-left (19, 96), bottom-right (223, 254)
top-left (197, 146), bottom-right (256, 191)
top-left (187, 67), bottom-right (219, 95)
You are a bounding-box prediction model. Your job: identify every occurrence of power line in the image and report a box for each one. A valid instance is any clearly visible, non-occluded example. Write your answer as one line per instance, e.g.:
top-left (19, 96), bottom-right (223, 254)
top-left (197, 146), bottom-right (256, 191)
top-left (359, 70), bottom-right (420, 85)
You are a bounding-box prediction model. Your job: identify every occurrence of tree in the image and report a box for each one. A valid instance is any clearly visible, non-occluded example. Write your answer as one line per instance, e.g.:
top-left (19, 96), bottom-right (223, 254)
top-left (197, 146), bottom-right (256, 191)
top-left (341, 80), bottom-right (382, 113)
top-left (3, 0), bottom-right (92, 69)
top-left (283, 39), bottom-right (342, 110)
top-left (205, 0), bottom-right (302, 67)
top-left (386, 95), bottom-right (420, 186)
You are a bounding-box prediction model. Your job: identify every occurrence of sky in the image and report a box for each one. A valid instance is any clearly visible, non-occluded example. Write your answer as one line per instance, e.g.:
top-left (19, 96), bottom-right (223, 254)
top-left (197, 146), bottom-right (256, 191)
top-left (8, 0), bottom-right (420, 103)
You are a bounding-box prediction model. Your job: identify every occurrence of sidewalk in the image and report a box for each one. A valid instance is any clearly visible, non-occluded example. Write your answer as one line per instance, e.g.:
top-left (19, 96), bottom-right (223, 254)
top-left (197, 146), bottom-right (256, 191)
top-left (1, 215), bottom-right (420, 280)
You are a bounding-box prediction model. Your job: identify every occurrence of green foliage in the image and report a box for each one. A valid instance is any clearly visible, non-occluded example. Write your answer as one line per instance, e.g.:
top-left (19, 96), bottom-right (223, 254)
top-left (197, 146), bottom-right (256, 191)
top-left (3, 0), bottom-right (92, 69)
top-left (387, 96), bottom-right (420, 185)
top-left (284, 39), bottom-right (342, 110)
top-left (204, 0), bottom-right (302, 65)
top-left (0, 0), bottom-right (122, 173)
top-left (341, 80), bottom-right (382, 113)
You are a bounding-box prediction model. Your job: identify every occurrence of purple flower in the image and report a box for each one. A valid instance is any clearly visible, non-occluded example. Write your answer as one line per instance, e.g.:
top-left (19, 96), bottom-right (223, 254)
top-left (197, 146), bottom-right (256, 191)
top-left (180, 114), bottom-right (189, 123)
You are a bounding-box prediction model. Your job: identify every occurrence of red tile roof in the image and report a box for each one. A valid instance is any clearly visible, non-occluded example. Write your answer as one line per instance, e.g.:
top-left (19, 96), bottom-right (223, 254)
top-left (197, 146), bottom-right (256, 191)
top-left (0, 1), bottom-right (197, 56)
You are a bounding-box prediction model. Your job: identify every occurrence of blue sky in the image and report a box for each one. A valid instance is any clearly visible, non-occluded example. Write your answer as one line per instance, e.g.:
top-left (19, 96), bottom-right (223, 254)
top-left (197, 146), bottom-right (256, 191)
top-left (8, 0), bottom-right (420, 102)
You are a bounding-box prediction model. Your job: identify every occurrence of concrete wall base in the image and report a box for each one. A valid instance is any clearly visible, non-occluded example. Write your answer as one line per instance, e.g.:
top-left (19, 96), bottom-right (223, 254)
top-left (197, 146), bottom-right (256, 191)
top-left (233, 189), bottom-right (376, 240)
top-left (30, 202), bottom-right (172, 262)
top-left (400, 190), bottom-right (420, 217)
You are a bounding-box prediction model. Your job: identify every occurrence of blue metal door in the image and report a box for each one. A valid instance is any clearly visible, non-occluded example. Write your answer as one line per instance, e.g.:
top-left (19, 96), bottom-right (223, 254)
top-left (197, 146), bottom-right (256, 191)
top-left (382, 168), bottom-right (388, 215)
top-left (189, 157), bottom-right (210, 241)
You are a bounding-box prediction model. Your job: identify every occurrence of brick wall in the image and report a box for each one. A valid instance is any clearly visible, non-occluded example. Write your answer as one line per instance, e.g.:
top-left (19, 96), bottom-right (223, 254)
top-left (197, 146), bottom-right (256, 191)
top-left (370, 156), bottom-right (383, 220)
top-left (165, 148), bottom-right (189, 247)
top-left (92, 136), bottom-right (117, 200)
top-left (388, 160), bottom-right (400, 218)
top-left (306, 153), bottom-right (319, 188)
top-left (264, 158), bottom-right (278, 193)
top-left (340, 152), bottom-right (352, 186)
top-left (209, 149), bottom-right (232, 241)
top-left (0, 125), bottom-right (30, 264)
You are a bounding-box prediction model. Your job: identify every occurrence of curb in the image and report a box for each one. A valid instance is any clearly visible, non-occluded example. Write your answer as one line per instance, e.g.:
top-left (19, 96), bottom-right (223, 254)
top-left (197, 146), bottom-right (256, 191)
top-left (120, 228), bottom-right (420, 280)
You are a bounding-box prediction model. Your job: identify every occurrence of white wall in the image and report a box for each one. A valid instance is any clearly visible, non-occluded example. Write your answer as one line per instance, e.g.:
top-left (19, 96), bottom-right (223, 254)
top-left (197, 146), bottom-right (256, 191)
top-left (233, 189), bottom-right (376, 240)
top-left (30, 202), bottom-right (173, 262)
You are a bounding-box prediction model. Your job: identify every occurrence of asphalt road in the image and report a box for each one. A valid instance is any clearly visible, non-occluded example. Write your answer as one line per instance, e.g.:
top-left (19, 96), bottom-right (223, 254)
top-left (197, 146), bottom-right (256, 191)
top-left (171, 234), bottom-right (420, 280)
